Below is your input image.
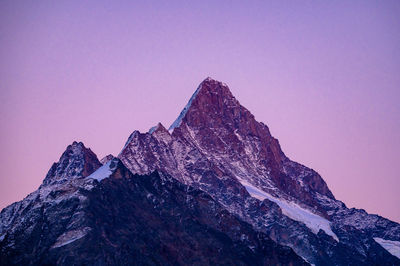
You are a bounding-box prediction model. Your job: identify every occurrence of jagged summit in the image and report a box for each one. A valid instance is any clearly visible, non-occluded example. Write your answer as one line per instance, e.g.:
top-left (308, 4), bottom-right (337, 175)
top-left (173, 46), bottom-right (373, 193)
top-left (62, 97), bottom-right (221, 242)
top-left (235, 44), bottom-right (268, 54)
top-left (124, 79), bottom-right (335, 204)
top-left (202, 76), bottom-right (228, 87)
top-left (42, 141), bottom-right (101, 186)
top-left (169, 77), bottom-right (234, 131)
top-left (149, 122), bottom-right (168, 135)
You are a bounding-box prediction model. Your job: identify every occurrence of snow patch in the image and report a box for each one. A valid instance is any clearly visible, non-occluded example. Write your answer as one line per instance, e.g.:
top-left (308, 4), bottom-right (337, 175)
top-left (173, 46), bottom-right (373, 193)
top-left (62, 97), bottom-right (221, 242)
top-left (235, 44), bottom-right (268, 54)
top-left (239, 180), bottom-right (339, 242)
top-left (300, 255), bottom-right (315, 266)
top-left (52, 227), bottom-right (91, 248)
top-left (374, 237), bottom-right (400, 259)
top-left (87, 161), bottom-right (113, 181)
top-left (169, 86), bottom-right (201, 131)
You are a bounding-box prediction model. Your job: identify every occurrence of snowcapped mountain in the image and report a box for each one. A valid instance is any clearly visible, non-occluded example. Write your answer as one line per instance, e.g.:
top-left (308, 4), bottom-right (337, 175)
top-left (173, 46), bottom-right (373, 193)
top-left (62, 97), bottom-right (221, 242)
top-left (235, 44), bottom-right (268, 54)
top-left (119, 78), bottom-right (400, 265)
top-left (1, 78), bottom-right (399, 265)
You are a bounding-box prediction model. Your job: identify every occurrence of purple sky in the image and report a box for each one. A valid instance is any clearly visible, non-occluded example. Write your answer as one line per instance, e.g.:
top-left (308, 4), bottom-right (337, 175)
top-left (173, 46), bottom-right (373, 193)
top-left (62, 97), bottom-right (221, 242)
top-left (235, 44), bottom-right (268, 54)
top-left (1, 1), bottom-right (399, 222)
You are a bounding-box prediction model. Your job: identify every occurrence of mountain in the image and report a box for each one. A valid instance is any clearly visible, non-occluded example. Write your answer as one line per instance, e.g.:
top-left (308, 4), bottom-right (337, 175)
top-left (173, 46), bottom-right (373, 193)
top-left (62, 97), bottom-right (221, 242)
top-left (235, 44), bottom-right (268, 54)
top-left (119, 78), bottom-right (400, 265)
top-left (1, 77), bottom-right (400, 265)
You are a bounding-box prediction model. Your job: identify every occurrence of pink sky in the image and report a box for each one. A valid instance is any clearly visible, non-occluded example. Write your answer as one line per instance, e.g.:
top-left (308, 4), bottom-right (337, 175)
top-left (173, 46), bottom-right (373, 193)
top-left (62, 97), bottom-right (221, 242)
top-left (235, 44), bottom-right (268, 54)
top-left (1, 1), bottom-right (399, 222)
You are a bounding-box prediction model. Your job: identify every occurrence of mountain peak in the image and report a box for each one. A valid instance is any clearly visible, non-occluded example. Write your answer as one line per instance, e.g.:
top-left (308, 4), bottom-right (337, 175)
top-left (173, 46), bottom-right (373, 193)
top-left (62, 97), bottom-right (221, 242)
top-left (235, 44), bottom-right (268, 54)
top-left (163, 78), bottom-right (335, 204)
top-left (201, 76), bottom-right (227, 86)
top-left (149, 122), bottom-right (167, 134)
top-left (198, 77), bottom-right (232, 98)
top-left (169, 78), bottom-right (235, 131)
top-left (42, 141), bottom-right (102, 186)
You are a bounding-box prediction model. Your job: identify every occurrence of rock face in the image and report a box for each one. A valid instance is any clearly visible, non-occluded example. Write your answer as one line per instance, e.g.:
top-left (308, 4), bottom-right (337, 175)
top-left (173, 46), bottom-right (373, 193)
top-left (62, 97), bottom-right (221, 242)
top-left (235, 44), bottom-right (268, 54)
top-left (1, 77), bottom-right (400, 265)
top-left (43, 141), bottom-right (102, 186)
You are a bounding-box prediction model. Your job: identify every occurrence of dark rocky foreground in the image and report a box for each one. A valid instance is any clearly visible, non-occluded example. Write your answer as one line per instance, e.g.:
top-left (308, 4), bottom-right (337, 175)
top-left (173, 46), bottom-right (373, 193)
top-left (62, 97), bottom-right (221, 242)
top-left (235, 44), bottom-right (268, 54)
top-left (0, 157), bottom-right (306, 265)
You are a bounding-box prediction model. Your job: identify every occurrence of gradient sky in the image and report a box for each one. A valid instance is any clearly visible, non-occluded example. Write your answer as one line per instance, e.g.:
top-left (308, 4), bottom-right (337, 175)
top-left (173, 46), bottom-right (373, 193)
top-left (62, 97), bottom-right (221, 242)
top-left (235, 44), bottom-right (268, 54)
top-left (1, 1), bottom-right (399, 222)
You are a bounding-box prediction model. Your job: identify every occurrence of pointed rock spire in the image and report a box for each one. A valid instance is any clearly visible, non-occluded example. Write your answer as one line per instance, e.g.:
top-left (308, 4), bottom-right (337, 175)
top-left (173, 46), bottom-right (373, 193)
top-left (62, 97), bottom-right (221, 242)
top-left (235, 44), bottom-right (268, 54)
top-left (168, 77), bottom-right (258, 134)
top-left (169, 77), bottom-right (235, 131)
top-left (149, 122), bottom-right (168, 135)
top-left (150, 122), bottom-right (171, 143)
top-left (42, 141), bottom-right (102, 186)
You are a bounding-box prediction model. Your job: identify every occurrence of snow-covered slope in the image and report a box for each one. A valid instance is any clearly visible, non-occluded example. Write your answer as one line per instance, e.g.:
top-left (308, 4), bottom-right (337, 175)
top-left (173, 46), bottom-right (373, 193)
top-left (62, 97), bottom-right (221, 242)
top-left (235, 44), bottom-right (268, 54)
top-left (374, 238), bottom-right (400, 259)
top-left (88, 160), bottom-right (113, 181)
top-left (239, 179), bottom-right (339, 242)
